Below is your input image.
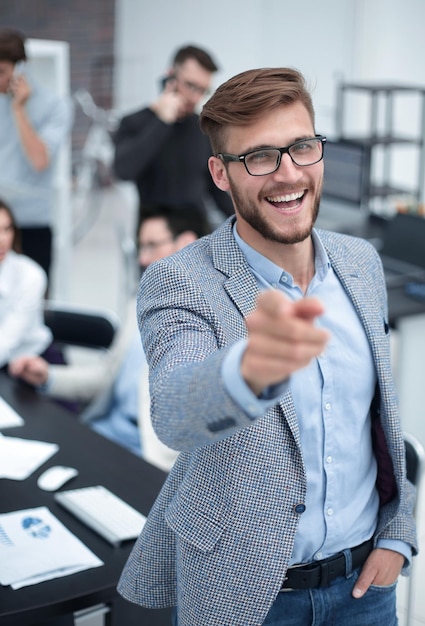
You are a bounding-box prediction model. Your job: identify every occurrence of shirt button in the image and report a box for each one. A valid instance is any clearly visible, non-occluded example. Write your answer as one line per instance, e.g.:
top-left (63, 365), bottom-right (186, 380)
top-left (294, 503), bottom-right (306, 514)
top-left (326, 456), bottom-right (332, 464)
top-left (325, 403), bottom-right (331, 411)
top-left (315, 552), bottom-right (323, 560)
top-left (327, 508), bottom-right (334, 516)
top-left (280, 275), bottom-right (288, 283)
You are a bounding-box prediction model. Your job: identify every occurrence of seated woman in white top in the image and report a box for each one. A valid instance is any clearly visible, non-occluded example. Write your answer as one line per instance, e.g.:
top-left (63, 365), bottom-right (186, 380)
top-left (0, 198), bottom-right (52, 368)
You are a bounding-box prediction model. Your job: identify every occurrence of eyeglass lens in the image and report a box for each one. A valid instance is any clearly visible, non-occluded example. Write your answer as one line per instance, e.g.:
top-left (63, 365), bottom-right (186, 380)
top-left (245, 138), bottom-right (323, 175)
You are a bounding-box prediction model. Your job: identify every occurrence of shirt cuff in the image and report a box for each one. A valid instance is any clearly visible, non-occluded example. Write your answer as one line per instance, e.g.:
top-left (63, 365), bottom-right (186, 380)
top-left (376, 538), bottom-right (412, 567)
top-left (222, 339), bottom-right (289, 419)
top-left (37, 369), bottom-right (54, 394)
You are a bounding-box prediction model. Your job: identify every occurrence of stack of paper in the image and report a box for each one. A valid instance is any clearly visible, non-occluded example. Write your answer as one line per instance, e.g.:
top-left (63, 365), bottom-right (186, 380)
top-left (0, 435), bottom-right (59, 480)
top-left (0, 396), bottom-right (24, 429)
top-left (0, 507), bottom-right (103, 589)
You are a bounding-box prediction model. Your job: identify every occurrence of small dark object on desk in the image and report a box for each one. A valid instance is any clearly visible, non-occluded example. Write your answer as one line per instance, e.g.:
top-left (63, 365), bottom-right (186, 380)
top-left (405, 282), bottom-right (425, 302)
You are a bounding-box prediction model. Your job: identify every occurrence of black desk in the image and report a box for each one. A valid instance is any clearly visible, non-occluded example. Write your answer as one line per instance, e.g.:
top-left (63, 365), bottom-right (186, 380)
top-left (387, 286), bottom-right (425, 328)
top-left (0, 372), bottom-right (171, 626)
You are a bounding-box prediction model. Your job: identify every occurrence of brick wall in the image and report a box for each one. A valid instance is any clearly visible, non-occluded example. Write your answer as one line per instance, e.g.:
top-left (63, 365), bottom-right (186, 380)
top-left (0, 0), bottom-right (116, 158)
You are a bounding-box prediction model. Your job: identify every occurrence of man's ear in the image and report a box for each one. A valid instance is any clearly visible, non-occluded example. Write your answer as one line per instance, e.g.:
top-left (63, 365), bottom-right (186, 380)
top-left (208, 156), bottom-right (230, 191)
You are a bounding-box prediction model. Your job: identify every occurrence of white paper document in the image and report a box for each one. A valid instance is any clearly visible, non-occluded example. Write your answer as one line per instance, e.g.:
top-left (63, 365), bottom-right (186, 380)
top-left (0, 506), bottom-right (103, 589)
top-left (0, 396), bottom-right (24, 429)
top-left (0, 435), bottom-right (59, 480)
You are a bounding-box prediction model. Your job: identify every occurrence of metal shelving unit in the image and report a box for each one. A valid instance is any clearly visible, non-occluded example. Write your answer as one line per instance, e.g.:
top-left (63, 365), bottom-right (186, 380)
top-left (335, 82), bottom-right (425, 207)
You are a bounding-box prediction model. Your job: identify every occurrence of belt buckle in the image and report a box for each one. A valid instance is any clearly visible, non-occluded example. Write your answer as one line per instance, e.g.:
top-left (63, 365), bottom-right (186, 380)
top-left (280, 577), bottom-right (295, 593)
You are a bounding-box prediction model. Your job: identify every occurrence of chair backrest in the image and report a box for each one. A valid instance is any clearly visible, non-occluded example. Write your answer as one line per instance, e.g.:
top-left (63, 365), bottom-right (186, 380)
top-left (403, 432), bottom-right (424, 625)
top-left (44, 301), bottom-right (120, 351)
top-left (404, 432), bottom-right (425, 517)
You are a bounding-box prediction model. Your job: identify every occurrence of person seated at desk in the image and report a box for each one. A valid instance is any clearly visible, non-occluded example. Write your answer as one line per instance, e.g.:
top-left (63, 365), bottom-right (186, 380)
top-left (0, 197), bottom-right (53, 370)
top-left (9, 204), bottom-right (209, 472)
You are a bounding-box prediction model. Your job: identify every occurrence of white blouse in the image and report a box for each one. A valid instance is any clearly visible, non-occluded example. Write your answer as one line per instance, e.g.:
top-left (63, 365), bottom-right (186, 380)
top-left (0, 251), bottom-right (52, 367)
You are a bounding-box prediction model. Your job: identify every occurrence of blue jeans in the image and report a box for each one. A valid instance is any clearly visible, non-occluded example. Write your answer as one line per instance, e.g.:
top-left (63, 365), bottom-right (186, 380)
top-left (171, 569), bottom-right (398, 625)
top-left (263, 568), bottom-right (398, 626)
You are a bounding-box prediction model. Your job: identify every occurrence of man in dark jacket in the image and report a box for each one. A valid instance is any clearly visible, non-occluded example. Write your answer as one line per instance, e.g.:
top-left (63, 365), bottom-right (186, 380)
top-left (113, 44), bottom-right (233, 227)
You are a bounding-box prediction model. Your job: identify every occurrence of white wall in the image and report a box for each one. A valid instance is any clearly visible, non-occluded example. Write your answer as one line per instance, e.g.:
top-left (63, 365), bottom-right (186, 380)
top-left (354, 0), bottom-right (425, 85)
top-left (113, 0), bottom-right (358, 136)
top-left (113, 0), bottom-right (425, 125)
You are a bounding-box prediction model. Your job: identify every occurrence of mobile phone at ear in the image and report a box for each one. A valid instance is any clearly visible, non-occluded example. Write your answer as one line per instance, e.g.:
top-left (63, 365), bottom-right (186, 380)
top-left (8, 61), bottom-right (25, 96)
top-left (13, 61), bottom-right (26, 78)
top-left (160, 73), bottom-right (176, 91)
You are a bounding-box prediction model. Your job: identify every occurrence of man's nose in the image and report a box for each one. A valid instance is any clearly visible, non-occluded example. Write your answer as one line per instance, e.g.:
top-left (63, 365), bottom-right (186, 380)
top-left (272, 153), bottom-right (303, 183)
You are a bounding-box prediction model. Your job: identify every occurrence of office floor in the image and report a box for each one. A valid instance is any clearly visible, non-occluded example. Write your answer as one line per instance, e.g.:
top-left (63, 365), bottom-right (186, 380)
top-left (63, 184), bottom-right (424, 626)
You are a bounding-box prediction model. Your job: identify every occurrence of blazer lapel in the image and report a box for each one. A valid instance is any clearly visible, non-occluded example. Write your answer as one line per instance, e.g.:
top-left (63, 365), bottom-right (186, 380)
top-left (210, 218), bottom-right (301, 444)
top-left (211, 217), bottom-right (261, 319)
top-left (325, 239), bottom-right (387, 367)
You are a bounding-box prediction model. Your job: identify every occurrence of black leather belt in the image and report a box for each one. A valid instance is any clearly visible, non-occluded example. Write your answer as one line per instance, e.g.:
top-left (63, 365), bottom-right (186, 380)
top-left (281, 539), bottom-right (373, 590)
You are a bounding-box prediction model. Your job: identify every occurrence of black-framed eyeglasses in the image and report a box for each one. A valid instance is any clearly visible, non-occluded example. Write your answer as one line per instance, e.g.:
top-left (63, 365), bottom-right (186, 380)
top-left (173, 71), bottom-right (211, 97)
top-left (217, 135), bottom-right (326, 176)
top-left (180, 79), bottom-right (210, 97)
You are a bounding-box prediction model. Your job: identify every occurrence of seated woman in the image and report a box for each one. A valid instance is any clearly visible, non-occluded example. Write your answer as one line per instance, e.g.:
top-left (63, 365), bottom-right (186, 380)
top-left (0, 198), bottom-right (52, 369)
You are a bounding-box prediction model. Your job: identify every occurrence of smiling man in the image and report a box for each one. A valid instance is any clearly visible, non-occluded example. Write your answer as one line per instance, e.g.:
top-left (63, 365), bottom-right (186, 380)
top-left (118, 68), bottom-right (417, 626)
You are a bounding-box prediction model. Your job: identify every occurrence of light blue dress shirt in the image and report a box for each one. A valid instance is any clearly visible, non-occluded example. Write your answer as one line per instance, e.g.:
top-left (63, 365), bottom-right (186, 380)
top-left (90, 335), bottom-right (146, 456)
top-left (223, 224), bottom-right (410, 565)
top-left (0, 74), bottom-right (73, 227)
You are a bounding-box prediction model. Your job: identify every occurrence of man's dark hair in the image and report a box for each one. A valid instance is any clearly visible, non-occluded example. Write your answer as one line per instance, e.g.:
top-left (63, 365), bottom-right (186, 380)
top-left (141, 204), bottom-right (211, 239)
top-left (0, 29), bottom-right (27, 63)
top-left (172, 45), bottom-right (218, 73)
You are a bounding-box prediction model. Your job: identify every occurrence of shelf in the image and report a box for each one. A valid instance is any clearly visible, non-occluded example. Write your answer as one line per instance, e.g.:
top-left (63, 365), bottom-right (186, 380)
top-left (369, 184), bottom-right (419, 198)
top-left (336, 82), bottom-right (425, 206)
top-left (340, 135), bottom-right (423, 147)
top-left (339, 82), bottom-right (425, 95)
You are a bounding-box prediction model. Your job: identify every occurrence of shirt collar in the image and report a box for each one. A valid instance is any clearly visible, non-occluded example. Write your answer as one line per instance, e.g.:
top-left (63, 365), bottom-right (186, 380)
top-left (232, 223), bottom-right (330, 287)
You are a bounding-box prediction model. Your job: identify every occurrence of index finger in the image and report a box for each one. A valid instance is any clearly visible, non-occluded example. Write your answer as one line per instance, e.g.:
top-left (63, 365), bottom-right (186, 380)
top-left (256, 289), bottom-right (292, 317)
top-left (256, 289), bottom-right (325, 321)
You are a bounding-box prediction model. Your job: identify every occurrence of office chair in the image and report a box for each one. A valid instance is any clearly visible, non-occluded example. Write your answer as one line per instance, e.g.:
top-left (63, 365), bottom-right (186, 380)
top-left (44, 301), bottom-right (120, 351)
top-left (403, 431), bottom-right (425, 626)
top-left (42, 302), bottom-right (121, 415)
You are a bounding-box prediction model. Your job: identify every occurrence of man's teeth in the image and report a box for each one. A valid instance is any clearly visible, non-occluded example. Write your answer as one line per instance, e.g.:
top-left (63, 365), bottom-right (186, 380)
top-left (267, 191), bottom-right (304, 202)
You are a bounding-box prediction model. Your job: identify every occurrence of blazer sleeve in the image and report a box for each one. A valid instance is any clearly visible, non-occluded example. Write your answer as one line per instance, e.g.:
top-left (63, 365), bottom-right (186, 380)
top-left (138, 258), bottom-right (260, 452)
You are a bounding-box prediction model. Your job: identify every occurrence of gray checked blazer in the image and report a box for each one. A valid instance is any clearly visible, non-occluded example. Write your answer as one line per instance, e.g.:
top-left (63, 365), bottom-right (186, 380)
top-left (118, 216), bottom-right (417, 626)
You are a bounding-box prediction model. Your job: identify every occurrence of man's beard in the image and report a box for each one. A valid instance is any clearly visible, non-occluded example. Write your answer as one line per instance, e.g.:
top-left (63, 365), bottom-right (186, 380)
top-left (229, 178), bottom-right (321, 245)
